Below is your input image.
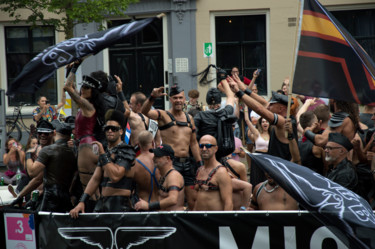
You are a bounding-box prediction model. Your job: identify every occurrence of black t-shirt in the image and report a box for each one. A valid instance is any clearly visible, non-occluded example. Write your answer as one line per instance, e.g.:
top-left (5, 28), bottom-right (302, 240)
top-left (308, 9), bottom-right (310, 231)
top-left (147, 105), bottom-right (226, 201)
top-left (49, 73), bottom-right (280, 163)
top-left (194, 105), bottom-right (234, 142)
top-left (37, 139), bottom-right (77, 190)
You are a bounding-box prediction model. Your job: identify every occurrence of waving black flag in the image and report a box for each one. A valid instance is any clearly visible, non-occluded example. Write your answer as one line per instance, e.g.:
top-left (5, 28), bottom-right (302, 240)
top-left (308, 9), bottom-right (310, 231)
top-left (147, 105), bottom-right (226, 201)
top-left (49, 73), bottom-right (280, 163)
top-left (248, 152), bottom-right (375, 249)
top-left (6, 17), bottom-right (157, 96)
top-left (292, 0), bottom-right (375, 105)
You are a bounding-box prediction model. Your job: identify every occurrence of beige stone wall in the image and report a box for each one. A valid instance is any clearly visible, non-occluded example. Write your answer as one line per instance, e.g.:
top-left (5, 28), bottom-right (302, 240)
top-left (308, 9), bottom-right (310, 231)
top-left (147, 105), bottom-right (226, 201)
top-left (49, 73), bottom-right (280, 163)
top-left (195, 0), bottom-right (375, 103)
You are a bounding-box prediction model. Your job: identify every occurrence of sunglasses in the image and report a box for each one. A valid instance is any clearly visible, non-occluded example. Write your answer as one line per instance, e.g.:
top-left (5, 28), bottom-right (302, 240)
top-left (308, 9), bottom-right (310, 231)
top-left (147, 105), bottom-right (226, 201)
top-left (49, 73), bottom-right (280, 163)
top-left (103, 125), bottom-right (121, 132)
top-left (199, 143), bottom-right (216, 149)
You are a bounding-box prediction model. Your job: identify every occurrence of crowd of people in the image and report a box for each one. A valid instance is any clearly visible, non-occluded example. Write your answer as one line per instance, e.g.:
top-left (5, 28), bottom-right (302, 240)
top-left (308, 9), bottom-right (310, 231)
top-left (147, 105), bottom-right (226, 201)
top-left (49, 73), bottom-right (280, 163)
top-left (4, 62), bottom-right (375, 216)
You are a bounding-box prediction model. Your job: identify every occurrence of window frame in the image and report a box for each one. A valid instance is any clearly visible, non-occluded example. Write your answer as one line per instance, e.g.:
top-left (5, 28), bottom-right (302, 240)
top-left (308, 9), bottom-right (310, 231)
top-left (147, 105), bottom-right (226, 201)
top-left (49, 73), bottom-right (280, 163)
top-left (210, 10), bottom-right (270, 96)
top-left (2, 24), bottom-right (57, 114)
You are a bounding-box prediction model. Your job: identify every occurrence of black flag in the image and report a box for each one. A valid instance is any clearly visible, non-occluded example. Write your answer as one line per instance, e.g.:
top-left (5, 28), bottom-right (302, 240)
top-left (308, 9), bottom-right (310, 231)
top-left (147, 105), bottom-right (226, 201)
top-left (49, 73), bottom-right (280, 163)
top-left (6, 17), bottom-right (157, 96)
top-left (292, 0), bottom-right (375, 104)
top-left (248, 152), bottom-right (375, 249)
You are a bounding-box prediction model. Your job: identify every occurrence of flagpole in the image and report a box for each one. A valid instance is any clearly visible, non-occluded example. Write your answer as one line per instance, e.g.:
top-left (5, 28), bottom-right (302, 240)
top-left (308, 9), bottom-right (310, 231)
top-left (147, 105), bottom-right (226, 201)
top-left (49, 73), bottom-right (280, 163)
top-left (285, 0), bottom-right (304, 137)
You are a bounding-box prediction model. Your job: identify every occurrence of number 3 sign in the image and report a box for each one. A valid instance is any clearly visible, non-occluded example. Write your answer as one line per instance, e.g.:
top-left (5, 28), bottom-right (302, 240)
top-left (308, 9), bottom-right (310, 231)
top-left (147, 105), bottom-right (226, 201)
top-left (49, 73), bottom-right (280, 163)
top-left (4, 213), bottom-right (36, 249)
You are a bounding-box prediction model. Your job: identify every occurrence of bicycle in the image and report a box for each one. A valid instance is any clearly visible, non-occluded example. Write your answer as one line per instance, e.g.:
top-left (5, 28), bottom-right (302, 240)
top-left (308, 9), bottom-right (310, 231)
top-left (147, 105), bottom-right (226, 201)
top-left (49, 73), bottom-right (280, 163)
top-left (6, 103), bottom-right (33, 141)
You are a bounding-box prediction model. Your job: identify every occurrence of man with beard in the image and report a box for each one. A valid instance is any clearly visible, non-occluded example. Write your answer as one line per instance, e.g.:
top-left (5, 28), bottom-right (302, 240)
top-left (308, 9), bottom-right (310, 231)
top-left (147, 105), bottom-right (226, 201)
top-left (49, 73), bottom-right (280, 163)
top-left (194, 135), bottom-right (233, 211)
top-left (10, 120), bottom-right (55, 207)
top-left (250, 173), bottom-right (298, 210)
top-left (325, 132), bottom-right (358, 191)
top-left (70, 109), bottom-right (136, 217)
top-left (141, 85), bottom-right (202, 210)
top-left (135, 144), bottom-right (185, 211)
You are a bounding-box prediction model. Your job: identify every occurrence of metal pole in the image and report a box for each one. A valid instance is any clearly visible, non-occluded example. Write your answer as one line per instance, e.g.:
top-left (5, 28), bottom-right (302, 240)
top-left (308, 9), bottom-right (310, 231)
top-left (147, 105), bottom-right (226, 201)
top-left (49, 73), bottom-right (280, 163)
top-left (0, 89), bottom-right (6, 166)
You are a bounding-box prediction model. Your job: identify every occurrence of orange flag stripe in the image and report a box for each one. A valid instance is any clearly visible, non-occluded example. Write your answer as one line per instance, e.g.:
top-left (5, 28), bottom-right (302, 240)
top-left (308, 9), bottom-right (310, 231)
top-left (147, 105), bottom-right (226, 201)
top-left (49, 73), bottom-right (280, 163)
top-left (302, 11), bottom-right (346, 45)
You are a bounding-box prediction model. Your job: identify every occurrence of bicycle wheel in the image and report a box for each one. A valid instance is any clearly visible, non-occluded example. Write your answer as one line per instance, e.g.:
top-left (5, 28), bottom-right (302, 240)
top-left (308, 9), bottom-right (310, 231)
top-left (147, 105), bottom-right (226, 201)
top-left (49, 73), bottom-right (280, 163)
top-left (6, 121), bottom-right (22, 141)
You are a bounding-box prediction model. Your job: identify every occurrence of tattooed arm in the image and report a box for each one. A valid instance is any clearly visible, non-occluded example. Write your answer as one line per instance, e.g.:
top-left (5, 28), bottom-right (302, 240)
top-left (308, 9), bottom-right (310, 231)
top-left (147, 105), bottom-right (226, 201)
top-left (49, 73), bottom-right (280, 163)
top-left (64, 72), bottom-right (95, 116)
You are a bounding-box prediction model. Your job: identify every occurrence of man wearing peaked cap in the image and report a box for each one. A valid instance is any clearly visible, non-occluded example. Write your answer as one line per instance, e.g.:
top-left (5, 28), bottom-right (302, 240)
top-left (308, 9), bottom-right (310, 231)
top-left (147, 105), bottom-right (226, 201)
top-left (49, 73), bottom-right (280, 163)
top-left (227, 77), bottom-right (297, 161)
top-left (325, 132), bottom-right (358, 191)
top-left (135, 143), bottom-right (185, 211)
top-left (28, 117), bottom-right (77, 212)
top-left (141, 84), bottom-right (202, 210)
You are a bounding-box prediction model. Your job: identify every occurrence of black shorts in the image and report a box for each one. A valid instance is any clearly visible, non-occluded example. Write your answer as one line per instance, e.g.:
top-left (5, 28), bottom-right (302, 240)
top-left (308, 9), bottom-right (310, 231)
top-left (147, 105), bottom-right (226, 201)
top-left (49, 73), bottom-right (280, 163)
top-left (94, 196), bottom-right (133, 212)
top-left (173, 157), bottom-right (196, 186)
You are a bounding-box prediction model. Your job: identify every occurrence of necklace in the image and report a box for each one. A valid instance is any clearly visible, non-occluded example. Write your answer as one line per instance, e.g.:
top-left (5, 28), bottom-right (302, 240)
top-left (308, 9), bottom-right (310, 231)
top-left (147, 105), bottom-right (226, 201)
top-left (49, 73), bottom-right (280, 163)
top-left (263, 180), bottom-right (279, 193)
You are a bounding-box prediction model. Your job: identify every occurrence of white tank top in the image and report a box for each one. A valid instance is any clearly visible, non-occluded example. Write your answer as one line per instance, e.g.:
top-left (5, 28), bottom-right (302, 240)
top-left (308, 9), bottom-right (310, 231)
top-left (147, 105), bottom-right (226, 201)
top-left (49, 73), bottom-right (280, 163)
top-left (255, 134), bottom-right (269, 152)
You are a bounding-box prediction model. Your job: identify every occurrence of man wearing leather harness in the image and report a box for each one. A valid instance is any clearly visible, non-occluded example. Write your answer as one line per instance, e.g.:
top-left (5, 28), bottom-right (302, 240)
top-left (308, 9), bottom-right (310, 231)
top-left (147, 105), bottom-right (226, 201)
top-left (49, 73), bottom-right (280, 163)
top-left (28, 122), bottom-right (77, 212)
top-left (142, 85), bottom-right (202, 210)
top-left (70, 109), bottom-right (136, 217)
top-left (135, 144), bottom-right (185, 211)
top-left (133, 131), bottom-right (160, 203)
top-left (194, 135), bottom-right (233, 211)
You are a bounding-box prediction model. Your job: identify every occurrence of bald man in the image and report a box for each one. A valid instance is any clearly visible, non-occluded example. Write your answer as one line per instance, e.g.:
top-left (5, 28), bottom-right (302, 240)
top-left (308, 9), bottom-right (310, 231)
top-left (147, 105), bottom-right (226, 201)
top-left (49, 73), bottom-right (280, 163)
top-left (194, 135), bottom-right (233, 211)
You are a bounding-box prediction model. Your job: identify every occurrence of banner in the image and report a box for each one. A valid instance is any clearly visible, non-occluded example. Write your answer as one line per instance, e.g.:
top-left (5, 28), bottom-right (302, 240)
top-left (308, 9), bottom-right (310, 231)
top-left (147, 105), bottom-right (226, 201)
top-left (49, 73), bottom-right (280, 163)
top-left (35, 211), bottom-right (362, 249)
top-left (6, 17), bottom-right (157, 96)
top-left (292, 0), bottom-right (375, 104)
top-left (3, 212), bottom-right (37, 249)
top-left (248, 152), bottom-right (375, 249)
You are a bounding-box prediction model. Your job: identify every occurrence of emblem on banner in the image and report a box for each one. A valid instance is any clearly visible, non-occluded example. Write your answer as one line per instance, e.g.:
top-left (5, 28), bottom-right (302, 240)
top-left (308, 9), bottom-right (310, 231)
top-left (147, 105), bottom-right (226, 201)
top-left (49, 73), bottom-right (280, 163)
top-left (58, 226), bottom-right (177, 249)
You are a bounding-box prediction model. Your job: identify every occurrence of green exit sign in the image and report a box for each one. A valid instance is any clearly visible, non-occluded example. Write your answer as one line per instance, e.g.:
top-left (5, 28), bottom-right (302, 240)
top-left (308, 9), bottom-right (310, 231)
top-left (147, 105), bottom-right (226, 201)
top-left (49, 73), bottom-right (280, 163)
top-left (204, 42), bottom-right (213, 58)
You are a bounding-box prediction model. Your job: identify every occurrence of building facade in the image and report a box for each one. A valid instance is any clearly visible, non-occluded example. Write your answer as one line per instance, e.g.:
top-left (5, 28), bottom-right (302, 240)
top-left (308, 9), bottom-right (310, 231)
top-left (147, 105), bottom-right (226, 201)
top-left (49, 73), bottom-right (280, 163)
top-left (0, 0), bottom-right (374, 116)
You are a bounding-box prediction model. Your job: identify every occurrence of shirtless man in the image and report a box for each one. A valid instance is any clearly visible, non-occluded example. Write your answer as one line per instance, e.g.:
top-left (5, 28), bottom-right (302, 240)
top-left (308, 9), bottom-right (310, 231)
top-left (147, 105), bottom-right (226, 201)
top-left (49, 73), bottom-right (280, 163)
top-left (222, 156), bottom-right (252, 210)
top-left (194, 135), bottom-right (233, 211)
top-left (250, 173), bottom-right (298, 210)
top-left (142, 85), bottom-right (202, 210)
top-left (133, 131), bottom-right (160, 203)
top-left (70, 110), bottom-right (136, 217)
top-left (115, 78), bottom-right (160, 148)
top-left (135, 144), bottom-right (185, 211)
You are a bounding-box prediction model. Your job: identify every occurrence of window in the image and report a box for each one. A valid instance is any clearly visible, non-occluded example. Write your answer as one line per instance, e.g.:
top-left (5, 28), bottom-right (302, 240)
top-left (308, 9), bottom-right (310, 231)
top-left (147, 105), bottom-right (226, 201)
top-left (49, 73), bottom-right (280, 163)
top-left (215, 15), bottom-right (267, 95)
top-left (331, 9), bottom-right (375, 60)
top-left (5, 26), bottom-right (56, 106)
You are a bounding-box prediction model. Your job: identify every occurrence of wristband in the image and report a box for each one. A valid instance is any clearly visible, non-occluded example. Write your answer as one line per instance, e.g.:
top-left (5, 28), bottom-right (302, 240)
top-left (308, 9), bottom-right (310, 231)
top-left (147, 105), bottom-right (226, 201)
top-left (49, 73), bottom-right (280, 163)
top-left (287, 133), bottom-right (294, 141)
top-left (26, 152), bottom-right (33, 160)
top-left (70, 66), bottom-right (78, 74)
top-left (149, 201), bottom-right (161, 211)
top-left (149, 95), bottom-right (155, 102)
top-left (98, 153), bottom-right (111, 167)
top-left (372, 170), bottom-right (375, 175)
top-left (235, 90), bottom-right (245, 99)
top-left (117, 91), bottom-right (126, 101)
top-left (79, 193), bottom-right (90, 203)
top-left (304, 130), bottom-right (316, 143)
top-left (197, 160), bottom-right (204, 167)
top-left (244, 89), bottom-right (252, 96)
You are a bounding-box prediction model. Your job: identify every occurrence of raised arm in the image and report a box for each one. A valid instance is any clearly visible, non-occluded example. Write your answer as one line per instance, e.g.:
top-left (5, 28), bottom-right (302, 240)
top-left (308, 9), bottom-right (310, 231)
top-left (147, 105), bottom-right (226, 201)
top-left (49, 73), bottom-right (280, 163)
top-left (233, 74), bottom-right (268, 107)
top-left (141, 87), bottom-right (167, 120)
top-left (114, 75), bottom-right (131, 118)
top-left (247, 69), bottom-right (260, 92)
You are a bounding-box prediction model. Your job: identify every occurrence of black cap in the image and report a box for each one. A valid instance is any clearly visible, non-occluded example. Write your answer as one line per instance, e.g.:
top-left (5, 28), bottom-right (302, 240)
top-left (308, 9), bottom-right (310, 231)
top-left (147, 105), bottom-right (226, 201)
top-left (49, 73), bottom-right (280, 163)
top-left (269, 91), bottom-right (293, 106)
top-left (206, 88), bottom-right (221, 105)
top-left (328, 132), bottom-right (353, 151)
top-left (105, 109), bottom-right (126, 129)
top-left (149, 144), bottom-right (174, 158)
top-left (65, 116), bottom-right (75, 129)
top-left (53, 121), bottom-right (72, 136)
top-left (328, 112), bottom-right (349, 128)
top-left (81, 75), bottom-right (103, 91)
top-left (169, 85), bottom-right (184, 97)
top-left (37, 120), bottom-right (54, 133)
